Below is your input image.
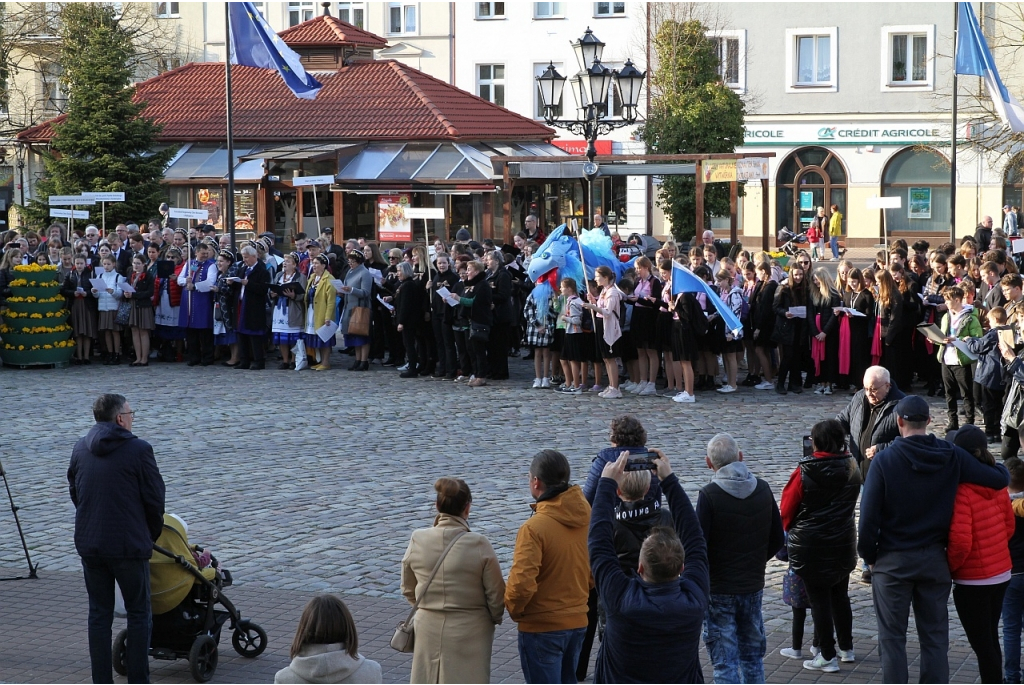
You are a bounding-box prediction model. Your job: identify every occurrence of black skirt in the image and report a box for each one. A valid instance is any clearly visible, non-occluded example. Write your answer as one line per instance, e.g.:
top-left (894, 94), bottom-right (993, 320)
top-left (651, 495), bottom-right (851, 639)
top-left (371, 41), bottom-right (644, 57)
top-left (561, 331), bottom-right (585, 362)
top-left (618, 329), bottom-right (638, 362)
top-left (630, 305), bottom-right (658, 349)
top-left (654, 310), bottom-right (674, 353)
top-left (672, 319), bottom-right (697, 362)
top-left (595, 319), bottom-right (625, 359)
top-left (551, 327), bottom-right (565, 354)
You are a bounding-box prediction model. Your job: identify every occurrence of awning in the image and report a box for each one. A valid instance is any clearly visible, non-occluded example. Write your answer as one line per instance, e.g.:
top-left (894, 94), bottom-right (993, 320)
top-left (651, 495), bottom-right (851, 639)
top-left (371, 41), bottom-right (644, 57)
top-left (240, 142), bottom-right (355, 163)
top-left (162, 144), bottom-right (265, 182)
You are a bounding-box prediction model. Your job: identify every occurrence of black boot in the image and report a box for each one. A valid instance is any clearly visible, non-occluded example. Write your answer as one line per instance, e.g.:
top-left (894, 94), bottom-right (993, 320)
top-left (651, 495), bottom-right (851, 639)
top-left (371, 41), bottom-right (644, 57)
top-left (359, 360), bottom-right (369, 371)
top-left (348, 359), bottom-right (360, 371)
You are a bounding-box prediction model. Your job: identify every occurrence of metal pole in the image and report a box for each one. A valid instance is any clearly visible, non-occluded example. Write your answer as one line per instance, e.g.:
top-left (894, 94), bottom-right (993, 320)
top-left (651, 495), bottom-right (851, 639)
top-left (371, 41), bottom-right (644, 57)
top-left (312, 184), bottom-right (321, 238)
top-left (950, 1), bottom-right (959, 243)
top-left (225, 2), bottom-right (237, 250)
top-left (101, 201), bottom-right (105, 233)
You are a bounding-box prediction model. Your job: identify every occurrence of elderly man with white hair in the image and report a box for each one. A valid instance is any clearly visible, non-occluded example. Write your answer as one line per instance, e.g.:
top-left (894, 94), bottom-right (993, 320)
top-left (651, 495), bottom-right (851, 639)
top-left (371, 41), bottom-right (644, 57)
top-left (694, 229), bottom-right (726, 260)
top-left (695, 433), bottom-right (784, 684)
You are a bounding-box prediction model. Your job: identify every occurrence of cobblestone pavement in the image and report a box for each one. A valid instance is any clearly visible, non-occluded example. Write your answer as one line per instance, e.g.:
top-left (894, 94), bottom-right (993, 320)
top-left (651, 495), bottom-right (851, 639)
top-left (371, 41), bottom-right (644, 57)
top-left (0, 354), bottom-right (983, 682)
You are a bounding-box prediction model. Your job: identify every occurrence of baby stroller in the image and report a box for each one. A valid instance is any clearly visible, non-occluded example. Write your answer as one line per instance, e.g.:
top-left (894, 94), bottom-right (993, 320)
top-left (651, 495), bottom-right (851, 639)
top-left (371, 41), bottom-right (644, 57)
top-left (777, 227), bottom-right (808, 257)
top-left (112, 514), bottom-right (267, 682)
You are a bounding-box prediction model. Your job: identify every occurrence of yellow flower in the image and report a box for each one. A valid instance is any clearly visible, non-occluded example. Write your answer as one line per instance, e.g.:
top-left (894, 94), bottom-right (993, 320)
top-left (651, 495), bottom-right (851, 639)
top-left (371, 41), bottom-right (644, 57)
top-left (17, 345), bottom-right (24, 350)
top-left (42, 345), bottom-right (52, 349)
top-left (29, 313), bottom-right (42, 319)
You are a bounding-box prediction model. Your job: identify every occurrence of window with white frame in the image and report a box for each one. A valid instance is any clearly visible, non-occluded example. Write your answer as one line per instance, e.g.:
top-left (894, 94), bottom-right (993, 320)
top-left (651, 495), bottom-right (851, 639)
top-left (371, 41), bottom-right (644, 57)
top-left (535, 62), bottom-right (563, 118)
top-left (594, 2), bottom-right (625, 16)
top-left (707, 30), bottom-right (746, 91)
top-left (338, 2), bottom-right (364, 28)
top-left (599, 62), bottom-right (623, 118)
top-left (881, 25), bottom-right (935, 91)
top-left (478, 64), bottom-right (505, 107)
top-left (388, 2), bottom-right (417, 34)
top-left (41, 62), bottom-right (64, 111)
top-left (476, 2), bottom-right (505, 19)
top-left (534, 2), bottom-right (564, 19)
top-left (785, 27), bottom-right (838, 92)
top-left (288, 1), bottom-right (314, 26)
top-left (154, 1), bottom-right (179, 18)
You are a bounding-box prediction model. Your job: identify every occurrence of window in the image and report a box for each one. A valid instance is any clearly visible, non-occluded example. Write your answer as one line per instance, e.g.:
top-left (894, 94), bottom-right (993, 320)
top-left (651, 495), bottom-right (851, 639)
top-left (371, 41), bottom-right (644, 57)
top-left (599, 62), bottom-right (623, 118)
top-left (476, 2), bottom-right (505, 19)
top-left (881, 147), bottom-right (950, 232)
top-left (154, 1), bottom-right (179, 18)
top-left (288, 1), bottom-right (314, 26)
top-left (41, 62), bottom-right (64, 111)
top-left (478, 64), bottom-right (505, 107)
top-left (535, 62), bottom-right (563, 118)
top-left (388, 2), bottom-right (417, 34)
top-left (534, 2), bottom-right (564, 19)
top-left (707, 30), bottom-right (745, 91)
top-left (785, 27), bottom-right (838, 92)
top-left (594, 2), bottom-right (625, 16)
top-left (158, 57), bottom-right (182, 73)
top-left (881, 25), bottom-right (935, 91)
top-left (338, 2), bottom-right (364, 28)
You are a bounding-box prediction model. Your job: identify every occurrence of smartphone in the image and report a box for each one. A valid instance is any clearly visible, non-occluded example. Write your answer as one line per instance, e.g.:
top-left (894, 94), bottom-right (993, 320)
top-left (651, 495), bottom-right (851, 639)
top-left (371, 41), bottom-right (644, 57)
top-left (802, 435), bottom-right (813, 458)
top-left (624, 451), bottom-right (657, 472)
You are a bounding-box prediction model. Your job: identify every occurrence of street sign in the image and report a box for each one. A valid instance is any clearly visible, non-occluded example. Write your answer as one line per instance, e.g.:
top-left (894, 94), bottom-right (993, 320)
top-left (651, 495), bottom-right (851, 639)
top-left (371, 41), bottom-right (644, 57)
top-left (81, 192), bottom-right (126, 202)
top-left (866, 196), bottom-right (902, 209)
top-left (291, 175), bottom-right (335, 187)
top-left (405, 208), bottom-right (445, 220)
top-left (48, 195), bottom-right (97, 206)
top-left (168, 207), bottom-right (210, 220)
top-left (50, 209), bottom-right (89, 219)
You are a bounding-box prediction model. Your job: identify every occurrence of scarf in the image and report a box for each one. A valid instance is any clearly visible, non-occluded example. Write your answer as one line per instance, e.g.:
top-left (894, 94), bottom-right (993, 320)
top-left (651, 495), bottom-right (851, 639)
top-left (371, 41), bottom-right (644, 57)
top-left (838, 314), bottom-right (851, 375)
top-left (811, 313), bottom-right (827, 376)
top-left (871, 317), bottom-right (883, 366)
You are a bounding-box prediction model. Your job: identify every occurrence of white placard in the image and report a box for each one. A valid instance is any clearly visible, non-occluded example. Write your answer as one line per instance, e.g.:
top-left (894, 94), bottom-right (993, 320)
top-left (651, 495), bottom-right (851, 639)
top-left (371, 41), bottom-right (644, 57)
top-left (866, 195), bottom-right (902, 209)
top-left (292, 175), bottom-right (335, 187)
top-left (1012, 238), bottom-right (1024, 255)
top-left (48, 195), bottom-right (97, 206)
top-left (168, 207), bottom-right (210, 220)
top-left (405, 207), bottom-right (445, 220)
top-left (50, 209), bottom-right (90, 219)
top-left (82, 192), bottom-right (126, 202)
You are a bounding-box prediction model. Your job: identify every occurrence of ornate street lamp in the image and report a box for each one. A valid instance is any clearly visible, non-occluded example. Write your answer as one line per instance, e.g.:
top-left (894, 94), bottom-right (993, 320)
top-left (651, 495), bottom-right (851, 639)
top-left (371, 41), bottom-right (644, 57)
top-left (537, 27), bottom-right (646, 229)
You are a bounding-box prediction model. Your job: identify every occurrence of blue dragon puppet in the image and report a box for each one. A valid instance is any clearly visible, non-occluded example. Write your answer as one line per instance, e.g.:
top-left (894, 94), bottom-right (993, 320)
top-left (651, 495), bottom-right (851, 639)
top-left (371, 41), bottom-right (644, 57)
top-left (525, 224), bottom-right (637, 325)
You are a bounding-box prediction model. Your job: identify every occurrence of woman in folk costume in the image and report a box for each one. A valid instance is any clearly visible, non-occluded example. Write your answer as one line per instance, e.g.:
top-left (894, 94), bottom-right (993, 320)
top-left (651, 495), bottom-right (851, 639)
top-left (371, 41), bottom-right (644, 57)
top-left (271, 252), bottom-right (307, 369)
top-left (303, 253), bottom-right (338, 371)
top-left (211, 248), bottom-right (241, 367)
top-left (178, 239), bottom-right (218, 366)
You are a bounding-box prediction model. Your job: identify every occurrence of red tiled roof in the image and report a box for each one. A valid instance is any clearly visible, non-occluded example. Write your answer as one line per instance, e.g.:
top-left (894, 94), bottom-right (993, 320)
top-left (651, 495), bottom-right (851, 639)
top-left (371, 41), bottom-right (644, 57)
top-left (18, 60), bottom-right (553, 144)
top-left (277, 14), bottom-right (388, 49)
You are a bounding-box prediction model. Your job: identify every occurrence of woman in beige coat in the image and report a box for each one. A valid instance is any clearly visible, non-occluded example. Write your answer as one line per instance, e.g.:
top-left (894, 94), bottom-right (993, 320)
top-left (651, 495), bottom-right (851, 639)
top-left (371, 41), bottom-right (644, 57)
top-left (401, 478), bottom-right (505, 684)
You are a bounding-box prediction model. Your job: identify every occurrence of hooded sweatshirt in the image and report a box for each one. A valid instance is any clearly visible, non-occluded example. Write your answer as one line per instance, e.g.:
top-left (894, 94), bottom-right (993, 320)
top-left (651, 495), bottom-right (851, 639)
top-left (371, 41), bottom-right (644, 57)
top-left (505, 484), bottom-right (592, 632)
top-left (695, 461), bottom-right (784, 595)
top-left (68, 421), bottom-right (165, 559)
top-left (274, 644), bottom-right (382, 684)
top-left (858, 433), bottom-right (1009, 565)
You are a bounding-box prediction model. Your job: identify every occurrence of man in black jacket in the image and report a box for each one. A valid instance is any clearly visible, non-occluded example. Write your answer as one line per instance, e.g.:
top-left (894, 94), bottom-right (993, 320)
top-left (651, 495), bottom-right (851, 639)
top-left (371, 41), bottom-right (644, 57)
top-left (69, 394), bottom-right (165, 684)
top-left (485, 251), bottom-right (513, 380)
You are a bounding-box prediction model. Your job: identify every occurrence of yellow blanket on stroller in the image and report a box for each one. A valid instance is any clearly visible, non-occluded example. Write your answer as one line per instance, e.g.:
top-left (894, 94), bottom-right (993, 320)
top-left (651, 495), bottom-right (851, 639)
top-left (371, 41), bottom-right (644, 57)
top-left (150, 514), bottom-right (217, 615)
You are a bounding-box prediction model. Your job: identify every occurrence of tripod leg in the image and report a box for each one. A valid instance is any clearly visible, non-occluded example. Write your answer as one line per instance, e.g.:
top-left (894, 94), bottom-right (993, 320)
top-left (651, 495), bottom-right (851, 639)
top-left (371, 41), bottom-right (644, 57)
top-left (0, 465), bottom-right (38, 581)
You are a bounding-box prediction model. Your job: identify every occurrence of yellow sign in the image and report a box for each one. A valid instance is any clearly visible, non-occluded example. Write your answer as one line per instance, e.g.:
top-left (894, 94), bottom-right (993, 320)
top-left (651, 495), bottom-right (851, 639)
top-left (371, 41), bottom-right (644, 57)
top-left (702, 160), bottom-right (737, 183)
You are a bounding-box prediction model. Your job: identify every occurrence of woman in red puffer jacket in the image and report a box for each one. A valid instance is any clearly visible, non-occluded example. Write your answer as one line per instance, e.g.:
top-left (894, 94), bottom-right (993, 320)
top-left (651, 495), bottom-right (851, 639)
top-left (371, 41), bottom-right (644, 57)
top-left (947, 425), bottom-right (1015, 684)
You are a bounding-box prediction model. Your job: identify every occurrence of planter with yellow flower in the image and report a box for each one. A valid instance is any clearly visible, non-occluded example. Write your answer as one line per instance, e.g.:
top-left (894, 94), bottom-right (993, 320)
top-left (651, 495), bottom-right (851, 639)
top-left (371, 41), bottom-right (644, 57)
top-left (1, 264), bottom-right (72, 367)
top-left (766, 250), bottom-right (789, 268)
top-left (11, 263), bottom-right (59, 285)
top-left (10, 283), bottom-right (61, 299)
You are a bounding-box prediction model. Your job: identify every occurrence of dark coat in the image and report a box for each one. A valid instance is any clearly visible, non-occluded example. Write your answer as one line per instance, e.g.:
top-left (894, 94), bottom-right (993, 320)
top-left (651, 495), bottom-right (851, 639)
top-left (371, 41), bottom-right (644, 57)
top-left (430, 269), bottom-right (460, 320)
top-left (583, 446), bottom-right (663, 505)
top-left (611, 499), bottom-right (674, 575)
top-left (394, 277), bottom-right (424, 328)
top-left (127, 272), bottom-right (155, 309)
top-left (235, 260), bottom-right (270, 332)
top-left (964, 328), bottom-right (1008, 390)
top-left (458, 271), bottom-right (493, 327)
top-left (486, 267), bottom-right (513, 325)
top-left (749, 279), bottom-right (777, 345)
top-left (836, 382), bottom-right (906, 468)
top-left (772, 284), bottom-right (808, 346)
top-left (68, 421), bottom-right (165, 559)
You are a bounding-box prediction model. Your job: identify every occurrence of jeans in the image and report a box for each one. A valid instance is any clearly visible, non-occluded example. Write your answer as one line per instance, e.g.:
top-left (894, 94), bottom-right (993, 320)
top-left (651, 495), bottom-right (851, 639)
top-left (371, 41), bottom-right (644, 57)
top-left (81, 556), bottom-right (151, 684)
top-left (871, 546), bottom-right (951, 683)
top-left (1002, 574), bottom-right (1024, 683)
top-left (802, 576), bottom-right (854, 661)
top-left (518, 628), bottom-right (586, 684)
top-left (953, 581), bottom-right (1008, 684)
top-left (830, 236), bottom-right (840, 259)
top-left (703, 591), bottom-right (767, 684)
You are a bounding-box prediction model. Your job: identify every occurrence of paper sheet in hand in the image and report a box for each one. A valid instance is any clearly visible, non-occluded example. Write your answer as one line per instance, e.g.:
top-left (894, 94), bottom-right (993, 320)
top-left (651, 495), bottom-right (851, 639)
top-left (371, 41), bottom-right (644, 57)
top-left (195, 279), bottom-right (214, 293)
top-left (316, 320), bottom-right (339, 343)
top-left (951, 339), bottom-right (979, 361)
top-left (369, 268), bottom-right (383, 285)
top-left (1013, 238), bottom-right (1024, 254)
top-left (330, 279), bottom-right (345, 291)
top-left (839, 307), bottom-right (866, 317)
top-left (917, 323), bottom-right (949, 345)
top-left (90, 278), bottom-right (111, 292)
top-left (376, 294), bottom-right (394, 311)
top-left (118, 282), bottom-right (135, 294)
top-left (788, 306), bottom-right (807, 318)
top-left (436, 286), bottom-right (459, 307)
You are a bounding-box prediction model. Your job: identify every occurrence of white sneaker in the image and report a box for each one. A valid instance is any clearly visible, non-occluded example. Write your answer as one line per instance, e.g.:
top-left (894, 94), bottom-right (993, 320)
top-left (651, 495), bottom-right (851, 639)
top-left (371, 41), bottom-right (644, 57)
top-left (803, 655), bottom-right (839, 673)
top-left (541, 377), bottom-right (551, 389)
top-left (454, 375), bottom-right (467, 382)
top-left (779, 647), bottom-right (802, 660)
top-left (755, 381), bottom-right (775, 390)
top-left (672, 391), bottom-right (696, 403)
top-left (397, 363), bottom-right (410, 372)
top-left (823, 385), bottom-right (833, 395)
top-left (811, 646), bottom-right (820, 658)
top-left (838, 649), bottom-right (855, 663)
top-left (532, 378), bottom-right (543, 389)
top-left (637, 381), bottom-right (657, 396)
top-left (622, 380), bottom-right (637, 392)
top-left (602, 387), bottom-right (623, 399)
top-left (716, 384), bottom-right (735, 393)
top-left (814, 384), bottom-right (826, 395)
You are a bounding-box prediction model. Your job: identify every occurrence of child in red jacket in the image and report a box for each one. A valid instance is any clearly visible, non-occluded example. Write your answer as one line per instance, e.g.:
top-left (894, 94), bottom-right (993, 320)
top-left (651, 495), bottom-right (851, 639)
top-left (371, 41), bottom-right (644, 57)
top-left (947, 425), bottom-right (1015, 684)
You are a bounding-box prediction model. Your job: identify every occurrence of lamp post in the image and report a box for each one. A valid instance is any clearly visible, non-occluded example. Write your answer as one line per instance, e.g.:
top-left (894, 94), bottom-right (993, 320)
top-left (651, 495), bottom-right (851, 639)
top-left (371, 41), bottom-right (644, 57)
top-left (536, 27), bottom-right (645, 230)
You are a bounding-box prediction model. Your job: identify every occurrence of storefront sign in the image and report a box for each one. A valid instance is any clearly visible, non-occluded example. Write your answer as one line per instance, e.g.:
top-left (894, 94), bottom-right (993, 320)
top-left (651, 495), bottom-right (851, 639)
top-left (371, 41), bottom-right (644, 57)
top-left (800, 192), bottom-right (814, 211)
top-left (741, 121), bottom-right (966, 146)
top-left (291, 175), bottom-right (335, 187)
top-left (378, 194), bottom-right (412, 241)
top-left (551, 140), bottom-right (614, 156)
top-left (736, 157), bottom-right (769, 181)
top-left (908, 188), bottom-right (932, 219)
top-left (702, 160), bottom-right (736, 183)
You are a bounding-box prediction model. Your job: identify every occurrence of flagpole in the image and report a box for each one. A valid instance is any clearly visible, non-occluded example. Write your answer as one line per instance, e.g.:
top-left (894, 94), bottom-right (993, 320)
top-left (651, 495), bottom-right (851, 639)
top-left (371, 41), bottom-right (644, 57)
top-left (225, 2), bottom-right (237, 251)
top-left (950, 1), bottom-right (959, 243)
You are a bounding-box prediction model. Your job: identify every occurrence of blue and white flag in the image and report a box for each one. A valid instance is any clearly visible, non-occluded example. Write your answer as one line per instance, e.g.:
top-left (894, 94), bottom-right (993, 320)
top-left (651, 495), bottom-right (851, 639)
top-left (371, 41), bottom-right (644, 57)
top-left (956, 2), bottom-right (1024, 132)
top-left (671, 262), bottom-right (743, 336)
top-left (228, 2), bottom-right (323, 100)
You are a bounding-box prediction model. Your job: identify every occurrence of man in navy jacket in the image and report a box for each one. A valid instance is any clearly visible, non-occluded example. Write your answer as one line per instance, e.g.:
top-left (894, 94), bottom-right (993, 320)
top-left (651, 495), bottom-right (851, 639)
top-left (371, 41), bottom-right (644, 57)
top-left (69, 394), bottom-right (165, 684)
top-left (589, 449), bottom-right (709, 683)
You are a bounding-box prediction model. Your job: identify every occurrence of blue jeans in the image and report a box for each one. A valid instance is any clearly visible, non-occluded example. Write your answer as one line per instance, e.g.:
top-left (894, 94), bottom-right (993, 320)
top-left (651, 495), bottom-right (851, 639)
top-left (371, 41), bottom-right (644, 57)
top-left (82, 556), bottom-right (152, 684)
top-left (703, 591), bottom-right (767, 683)
top-left (829, 236), bottom-right (840, 259)
top-left (1004, 574), bottom-right (1024, 683)
top-left (518, 627), bottom-right (586, 684)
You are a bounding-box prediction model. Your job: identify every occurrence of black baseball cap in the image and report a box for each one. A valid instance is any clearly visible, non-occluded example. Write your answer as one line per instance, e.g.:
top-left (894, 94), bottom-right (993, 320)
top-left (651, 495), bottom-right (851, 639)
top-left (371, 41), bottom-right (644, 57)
top-left (895, 395), bottom-right (930, 422)
top-left (947, 424), bottom-right (987, 453)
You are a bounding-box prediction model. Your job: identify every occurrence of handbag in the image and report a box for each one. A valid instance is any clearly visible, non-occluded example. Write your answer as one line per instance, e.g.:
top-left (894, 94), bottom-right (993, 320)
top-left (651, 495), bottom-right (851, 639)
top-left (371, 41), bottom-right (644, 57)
top-left (349, 305), bottom-right (371, 337)
top-left (115, 298), bottom-right (132, 326)
top-left (470, 322), bottom-right (491, 342)
top-left (391, 530), bottom-right (466, 652)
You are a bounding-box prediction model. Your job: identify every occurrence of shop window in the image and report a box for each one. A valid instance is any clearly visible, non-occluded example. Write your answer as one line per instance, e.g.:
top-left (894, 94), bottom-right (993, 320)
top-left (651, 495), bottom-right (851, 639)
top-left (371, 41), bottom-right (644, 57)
top-left (594, 2), bottom-right (625, 17)
top-left (288, 1), bottom-right (314, 26)
top-left (478, 64), bottom-right (505, 107)
top-left (534, 2), bottom-right (564, 19)
top-left (786, 27), bottom-right (837, 92)
top-left (882, 25), bottom-right (934, 91)
top-left (476, 2), bottom-right (504, 19)
top-left (338, 2), bottom-right (364, 27)
top-left (606, 176), bottom-right (628, 226)
top-left (708, 30), bottom-right (745, 92)
top-left (881, 147), bottom-right (950, 233)
top-left (389, 2), bottom-right (417, 34)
